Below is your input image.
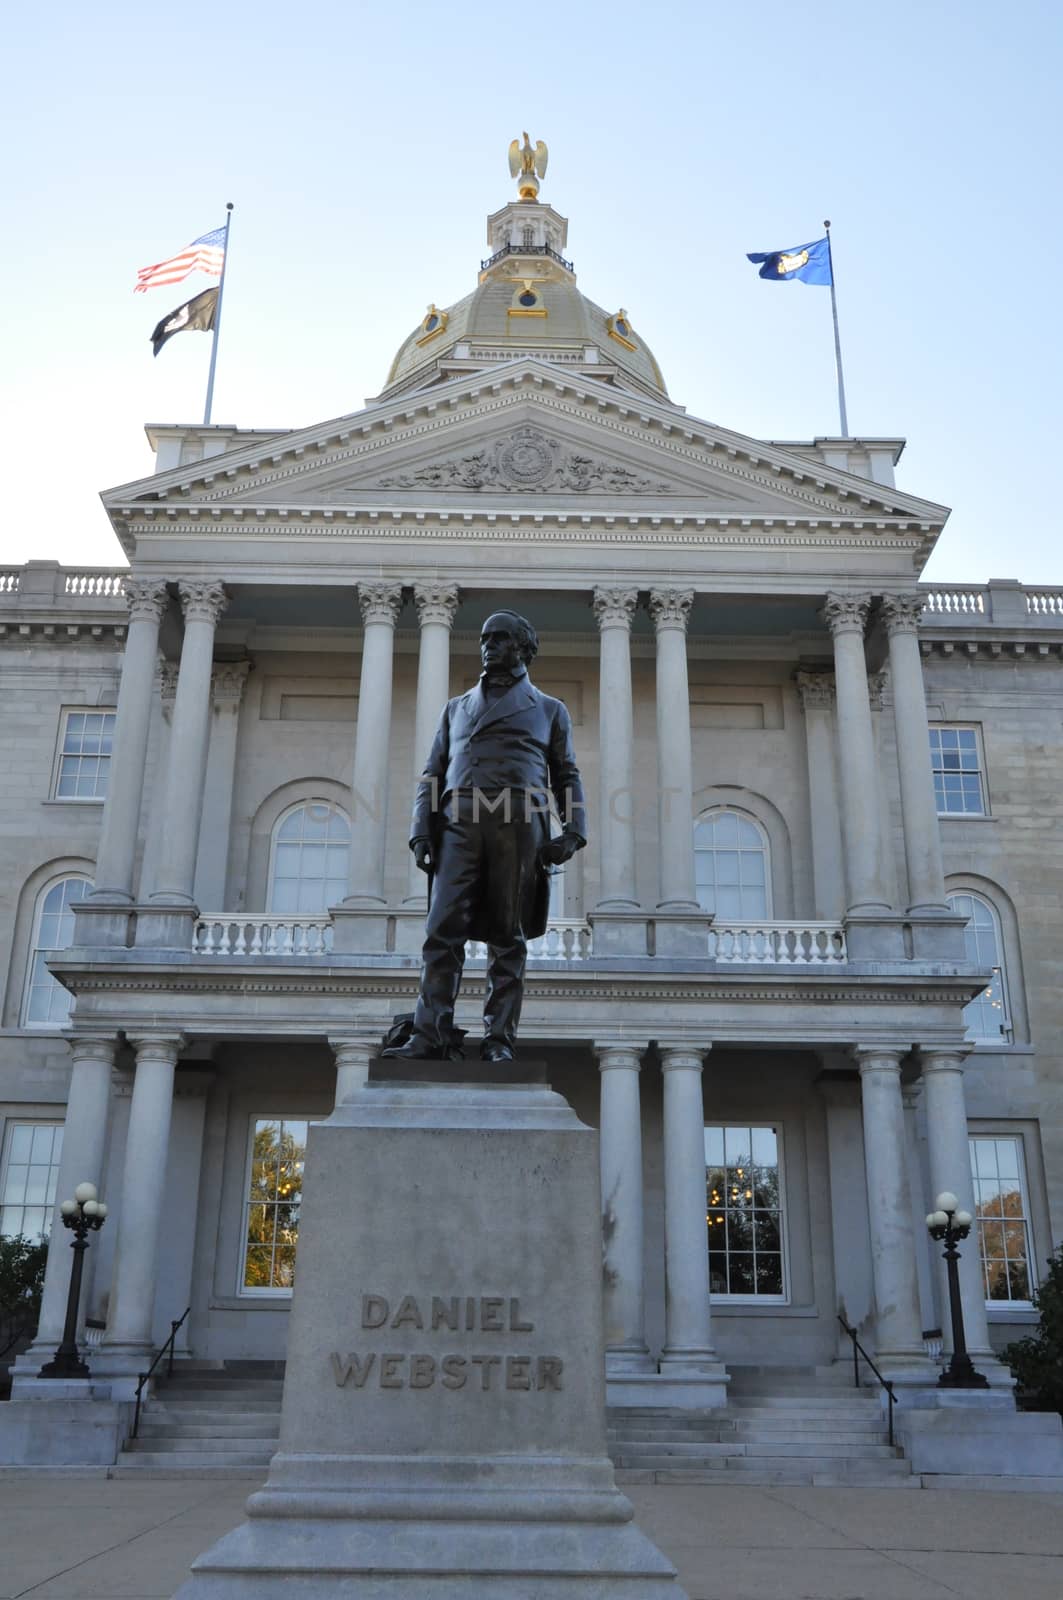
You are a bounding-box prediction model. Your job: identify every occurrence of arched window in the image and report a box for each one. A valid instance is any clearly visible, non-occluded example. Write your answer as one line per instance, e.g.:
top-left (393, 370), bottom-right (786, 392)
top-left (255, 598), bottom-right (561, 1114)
top-left (268, 801), bottom-right (350, 913)
top-left (22, 876), bottom-right (91, 1027)
top-left (947, 892), bottom-right (1011, 1043)
top-left (694, 809), bottom-right (771, 920)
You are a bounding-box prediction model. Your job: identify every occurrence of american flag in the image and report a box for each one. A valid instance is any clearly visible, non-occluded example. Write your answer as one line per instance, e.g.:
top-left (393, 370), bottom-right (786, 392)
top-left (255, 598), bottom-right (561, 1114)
top-left (134, 226), bottom-right (226, 293)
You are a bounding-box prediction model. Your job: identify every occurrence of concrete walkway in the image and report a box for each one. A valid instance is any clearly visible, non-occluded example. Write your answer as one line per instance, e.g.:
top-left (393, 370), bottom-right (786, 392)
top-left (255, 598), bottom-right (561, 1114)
top-left (0, 1474), bottom-right (1062, 1598)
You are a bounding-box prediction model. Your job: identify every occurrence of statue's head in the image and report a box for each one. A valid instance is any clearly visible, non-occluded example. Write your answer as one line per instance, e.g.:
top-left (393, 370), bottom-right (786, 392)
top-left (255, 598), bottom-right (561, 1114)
top-left (480, 610), bottom-right (539, 671)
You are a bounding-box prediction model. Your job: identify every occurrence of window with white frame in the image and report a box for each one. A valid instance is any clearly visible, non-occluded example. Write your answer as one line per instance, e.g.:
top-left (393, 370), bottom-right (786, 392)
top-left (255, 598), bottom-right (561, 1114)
top-left (53, 710), bottom-right (116, 800)
top-left (22, 876), bottom-right (91, 1028)
top-left (267, 801), bottom-right (350, 913)
top-left (705, 1124), bottom-right (785, 1299)
top-left (241, 1117), bottom-right (321, 1293)
top-left (947, 892), bottom-right (1012, 1043)
top-left (969, 1135), bottom-right (1035, 1305)
top-left (929, 725), bottom-right (987, 815)
top-left (1, 1122), bottom-right (64, 1240)
top-left (694, 809), bottom-right (771, 919)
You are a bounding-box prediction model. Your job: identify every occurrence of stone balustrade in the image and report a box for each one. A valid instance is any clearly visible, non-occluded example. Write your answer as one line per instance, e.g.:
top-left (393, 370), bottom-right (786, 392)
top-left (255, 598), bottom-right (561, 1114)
top-left (194, 916), bottom-right (334, 956)
top-left (708, 921), bottom-right (848, 964)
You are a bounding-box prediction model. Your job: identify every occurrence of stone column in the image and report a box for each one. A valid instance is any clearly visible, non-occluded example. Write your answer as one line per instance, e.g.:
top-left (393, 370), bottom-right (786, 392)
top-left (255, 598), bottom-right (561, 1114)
top-left (139, 662), bottom-right (179, 901)
top-left (794, 671), bottom-right (845, 919)
top-left (24, 1036), bottom-right (117, 1362)
top-left (649, 588), bottom-right (698, 914)
top-left (595, 1042), bottom-right (650, 1370)
top-left (920, 1048), bottom-right (993, 1358)
top-left (345, 582), bottom-right (404, 906)
top-left (331, 1035), bottom-right (376, 1107)
top-left (592, 587), bottom-right (639, 911)
top-left (90, 581), bottom-right (169, 904)
top-left (823, 593), bottom-right (890, 913)
top-left (855, 1047), bottom-right (926, 1363)
top-left (147, 581), bottom-right (229, 906)
top-left (404, 584), bottom-right (460, 904)
top-left (100, 1034), bottom-right (184, 1370)
top-left (659, 1043), bottom-right (719, 1371)
top-left (193, 661), bottom-right (252, 910)
top-left (881, 593), bottom-right (948, 913)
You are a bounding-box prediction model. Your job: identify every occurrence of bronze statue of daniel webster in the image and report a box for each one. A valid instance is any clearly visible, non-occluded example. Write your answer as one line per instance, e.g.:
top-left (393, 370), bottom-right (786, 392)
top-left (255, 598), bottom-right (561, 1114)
top-left (383, 611), bottom-right (587, 1063)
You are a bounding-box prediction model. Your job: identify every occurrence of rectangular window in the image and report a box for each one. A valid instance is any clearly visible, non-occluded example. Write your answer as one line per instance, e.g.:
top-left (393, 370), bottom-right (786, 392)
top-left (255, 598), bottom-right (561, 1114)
top-left (0, 1122), bottom-right (64, 1240)
top-left (969, 1135), bottom-right (1035, 1306)
top-left (53, 709), bottom-right (116, 800)
top-left (705, 1124), bottom-right (786, 1300)
top-left (929, 725), bottom-right (987, 815)
top-left (240, 1117), bottom-right (320, 1294)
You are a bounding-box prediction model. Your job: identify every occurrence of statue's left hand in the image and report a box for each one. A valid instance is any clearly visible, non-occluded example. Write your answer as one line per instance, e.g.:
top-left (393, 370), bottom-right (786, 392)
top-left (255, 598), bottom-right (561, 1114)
top-left (539, 832), bottom-right (582, 868)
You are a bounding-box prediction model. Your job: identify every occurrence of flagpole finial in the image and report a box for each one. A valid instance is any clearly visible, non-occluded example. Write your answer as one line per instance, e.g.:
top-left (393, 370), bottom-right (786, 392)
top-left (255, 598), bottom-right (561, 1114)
top-left (226, 201), bottom-right (234, 212)
top-left (824, 218), bottom-right (831, 230)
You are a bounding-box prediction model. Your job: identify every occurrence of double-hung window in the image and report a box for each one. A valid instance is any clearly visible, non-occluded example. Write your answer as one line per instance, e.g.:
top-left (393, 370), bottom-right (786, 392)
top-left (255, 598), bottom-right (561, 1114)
top-left (53, 710), bottom-right (116, 800)
top-left (969, 1136), bottom-right (1035, 1306)
top-left (0, 1122), bottom-right (64, 1240)
top-left (929, 726), bottom-right (987, 815)
top-left (705, 1124), bottom-right (786, 1300)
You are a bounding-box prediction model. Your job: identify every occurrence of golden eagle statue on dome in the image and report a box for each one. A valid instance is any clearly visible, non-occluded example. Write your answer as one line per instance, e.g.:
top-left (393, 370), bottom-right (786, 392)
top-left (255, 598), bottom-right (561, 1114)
top-left (508, 132), bottom-right (548, 200)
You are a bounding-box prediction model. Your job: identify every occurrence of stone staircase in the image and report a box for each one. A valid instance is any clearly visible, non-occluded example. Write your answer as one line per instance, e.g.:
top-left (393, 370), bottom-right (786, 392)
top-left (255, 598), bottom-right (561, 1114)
top-left (110, 1362), bottom-right (283, 1477)
top-left (609, 1365), bottom-right (915, 1487)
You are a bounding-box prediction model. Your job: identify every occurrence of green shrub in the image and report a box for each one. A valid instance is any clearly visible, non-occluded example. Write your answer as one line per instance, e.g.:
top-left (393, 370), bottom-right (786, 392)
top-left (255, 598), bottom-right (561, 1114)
top-left (1003, 1243), bottom-right (1063, 1416)
top-left (0, 1235), bottom-right (48, 1358)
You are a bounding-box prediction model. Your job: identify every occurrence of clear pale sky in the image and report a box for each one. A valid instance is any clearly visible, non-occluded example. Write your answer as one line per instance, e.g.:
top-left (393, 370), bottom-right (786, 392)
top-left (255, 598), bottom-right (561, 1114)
top-left (3, 0), bottom-right (1059, 581)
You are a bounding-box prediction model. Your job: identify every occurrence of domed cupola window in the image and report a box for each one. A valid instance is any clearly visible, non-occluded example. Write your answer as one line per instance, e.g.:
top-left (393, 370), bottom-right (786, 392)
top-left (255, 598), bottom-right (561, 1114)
top-left (508, 281), bottom-right (547, 318)
top-left (607, 309), bottom-right (638, 351)
top-left (415, 303), bottom-right (448, 346)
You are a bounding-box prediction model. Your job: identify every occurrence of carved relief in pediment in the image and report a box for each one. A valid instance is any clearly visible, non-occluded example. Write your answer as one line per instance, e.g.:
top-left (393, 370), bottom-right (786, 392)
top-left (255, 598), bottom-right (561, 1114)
top-left (378, 426), bottom-right (673, 494)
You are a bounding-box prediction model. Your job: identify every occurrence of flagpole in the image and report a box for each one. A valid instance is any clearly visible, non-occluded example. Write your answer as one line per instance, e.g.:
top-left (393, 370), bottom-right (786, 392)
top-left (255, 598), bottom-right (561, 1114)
top-left (203, 202), bottom-right (234, 426)
top-left (823, 219), bottom-right (849, 437)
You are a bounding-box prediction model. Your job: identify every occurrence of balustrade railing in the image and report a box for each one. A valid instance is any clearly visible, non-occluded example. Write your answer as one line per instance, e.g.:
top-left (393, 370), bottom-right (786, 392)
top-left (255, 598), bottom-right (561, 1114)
top-left (195, 916), bottom-right (333, 956)
top-left (921, 587), bottom-right (986, 616)
top-left (709, 921), bottom-right (847, 964)
top-left (466, 918), bottom-right (592, 962)
top-left (0, 572), bottom-right (20, 594)
top-left (63, 571), bottom-right (126, 597)
top-left (1026, 590), bottom-right (1063, 617)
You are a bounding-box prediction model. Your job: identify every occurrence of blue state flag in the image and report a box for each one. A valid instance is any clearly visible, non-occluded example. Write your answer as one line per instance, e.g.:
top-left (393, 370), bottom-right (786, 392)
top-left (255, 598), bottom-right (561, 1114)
top-left (746, 236), bottom-right (832, 285)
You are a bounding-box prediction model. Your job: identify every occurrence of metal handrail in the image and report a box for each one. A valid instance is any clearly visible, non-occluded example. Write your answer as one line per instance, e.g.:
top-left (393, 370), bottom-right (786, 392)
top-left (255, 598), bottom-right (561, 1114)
top-left (480, 242), bottom-right (574, 272)
top-left (837, 1313), bottom-right (897, 1447)
top-left (131, 1306), bottom-right (190, 1438)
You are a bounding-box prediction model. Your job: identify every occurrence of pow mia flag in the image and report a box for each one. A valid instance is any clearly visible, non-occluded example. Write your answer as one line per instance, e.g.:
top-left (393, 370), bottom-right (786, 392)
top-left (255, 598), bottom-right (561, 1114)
top-left (150, 286), bottom-right (219, 356)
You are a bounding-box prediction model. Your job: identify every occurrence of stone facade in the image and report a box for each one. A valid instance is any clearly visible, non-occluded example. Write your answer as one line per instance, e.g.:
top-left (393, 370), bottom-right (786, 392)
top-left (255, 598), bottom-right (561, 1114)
top-left (1, 175), bottom-right (1061, 1468)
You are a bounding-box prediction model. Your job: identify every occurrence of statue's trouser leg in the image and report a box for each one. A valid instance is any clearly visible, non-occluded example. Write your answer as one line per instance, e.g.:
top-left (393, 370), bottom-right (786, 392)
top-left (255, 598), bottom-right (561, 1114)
top-left (413, 816), bottom-right (483, 1045)
top-left (484, 940), bottom-right (528, 1046)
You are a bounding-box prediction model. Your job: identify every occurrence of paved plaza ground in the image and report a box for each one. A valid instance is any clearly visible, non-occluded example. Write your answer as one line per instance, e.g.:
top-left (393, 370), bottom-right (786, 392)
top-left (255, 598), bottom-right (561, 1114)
top-left (0, 1474), bottom-right (1062, 1599)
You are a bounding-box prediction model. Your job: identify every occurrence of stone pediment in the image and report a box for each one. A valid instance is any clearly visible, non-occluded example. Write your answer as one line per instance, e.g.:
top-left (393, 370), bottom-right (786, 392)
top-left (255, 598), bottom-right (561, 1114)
top-left (376, 425), bottom-right (674, 497)
top-left (104, 360), bottom-right (948, 531)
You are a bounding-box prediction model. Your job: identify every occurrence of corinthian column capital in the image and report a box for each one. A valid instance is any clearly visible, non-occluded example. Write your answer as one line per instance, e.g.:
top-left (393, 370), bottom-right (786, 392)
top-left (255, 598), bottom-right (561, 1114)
top-left (211, 659), bottom-right (253, 706)
top-left (177, 579), bottom-right (228, 626)
top-left (124, 578), bottom-right (169, 624)
top-left (413, 582), bottom-right (460, 628)
top-left (648, 587), bottom-right (693, 632)
top-left (592, 586), bottom-right (639, 630)
top-left (794, 669), bottom-right (836, 711)
top-left (822, 591), bottom-right (872, 638)
top-left (880, 591), bottom-right (926, 636)
top-left (357, 581), bottom-right (404, 627)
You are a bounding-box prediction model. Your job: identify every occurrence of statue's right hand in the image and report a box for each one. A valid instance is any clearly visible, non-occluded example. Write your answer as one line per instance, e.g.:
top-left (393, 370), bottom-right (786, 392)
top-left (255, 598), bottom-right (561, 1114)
top-left (411, 837), bottom-right (434, 874)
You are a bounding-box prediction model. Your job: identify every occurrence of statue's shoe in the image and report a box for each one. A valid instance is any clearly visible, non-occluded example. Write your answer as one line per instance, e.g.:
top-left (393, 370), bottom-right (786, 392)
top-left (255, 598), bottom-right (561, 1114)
top-left (480, 1040), bottom-right (515, 1063)
top-left (380, 1034), bottom-right (448, 1060)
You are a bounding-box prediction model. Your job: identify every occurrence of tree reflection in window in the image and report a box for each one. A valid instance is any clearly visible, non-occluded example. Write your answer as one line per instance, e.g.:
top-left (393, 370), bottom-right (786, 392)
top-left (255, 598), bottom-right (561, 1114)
top-left (243, 1118), bottom-right (312, 1292)
top-left (705, 1125), bottom-right (784, 1298)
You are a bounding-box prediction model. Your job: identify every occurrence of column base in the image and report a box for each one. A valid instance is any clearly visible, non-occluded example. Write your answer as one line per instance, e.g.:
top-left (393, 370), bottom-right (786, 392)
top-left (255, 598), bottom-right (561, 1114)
top-left (842, 913), bottom-right (908, 960)
top-left (588, 912), bottom-right (648, 958)
top-left (91, 1342), bottom-right (157, 1395)
top-left (608, 1365), bottom-right (730, 1411)
top-left (605, 1345), bottom-right (655, 1376)
top-left (329, 907), bottom-right (392, 954)
top-left (652, 911), bottom-right (713, 958)
top-left (72, 901), bottom-right (135, 947)
top-left (134, 904), bottom-right (199, 949)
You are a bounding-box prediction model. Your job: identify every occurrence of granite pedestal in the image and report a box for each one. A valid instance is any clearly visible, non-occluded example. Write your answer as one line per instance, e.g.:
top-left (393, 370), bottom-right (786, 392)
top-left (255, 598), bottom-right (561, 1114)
top-left (173, 1064), bottom-right (684, 1597)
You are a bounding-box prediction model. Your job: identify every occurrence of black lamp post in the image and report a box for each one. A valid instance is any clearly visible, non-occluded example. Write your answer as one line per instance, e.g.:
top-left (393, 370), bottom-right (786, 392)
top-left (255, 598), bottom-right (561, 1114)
top-left (38, 1183), bottom-right (107, 1380)
top-left (926, 1190), bottom-right (989, 1390)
